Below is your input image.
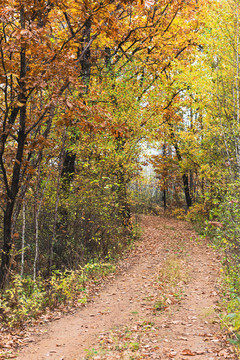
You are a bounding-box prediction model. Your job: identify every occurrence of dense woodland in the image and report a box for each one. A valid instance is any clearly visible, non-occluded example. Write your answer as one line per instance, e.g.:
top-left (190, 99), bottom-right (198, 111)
top-left (0, 0), bottom-right (240, 341)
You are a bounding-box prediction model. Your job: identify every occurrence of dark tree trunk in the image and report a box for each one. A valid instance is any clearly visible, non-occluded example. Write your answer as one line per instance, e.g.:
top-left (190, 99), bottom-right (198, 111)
top-left (162, 143), bottom-right (167, 210)
top-left (61, 19), bottom-right (92, 183)
top-left (78, 18), bottom-right (91, 91)
top-left (162, 189), bottom-right (167, 211)
top-left (168, 123), bottom-right (192, 209)
top-left (0, 121), bottom-right (26, 288)
top-left (61, 151), bottom-right (76, 186)
top-left (0, 201), bottom-right (14, 287)
top-left (182, 173), bottom-right (192, 209)
top-left (0, 5), bottom-right (26, 288)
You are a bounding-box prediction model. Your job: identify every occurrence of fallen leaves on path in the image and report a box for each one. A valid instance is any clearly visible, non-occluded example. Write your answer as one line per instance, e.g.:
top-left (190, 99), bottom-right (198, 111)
top-left (14, 216), bottom-right (239, 360)
top-left (181, 348), bottom-right (197, 356)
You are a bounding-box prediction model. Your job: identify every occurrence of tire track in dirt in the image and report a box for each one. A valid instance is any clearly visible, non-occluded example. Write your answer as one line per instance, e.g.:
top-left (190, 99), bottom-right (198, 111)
top-left (16, 216), bottom-right (237, 359)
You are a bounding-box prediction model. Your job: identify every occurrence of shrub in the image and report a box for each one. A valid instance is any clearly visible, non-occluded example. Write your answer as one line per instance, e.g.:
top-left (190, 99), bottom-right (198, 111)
top-left (171, 208), bottom-right (186, 220)
top-left (186, 203), bottom-right (208, 223)
top-left (0, 262), bottom-right (115, 328)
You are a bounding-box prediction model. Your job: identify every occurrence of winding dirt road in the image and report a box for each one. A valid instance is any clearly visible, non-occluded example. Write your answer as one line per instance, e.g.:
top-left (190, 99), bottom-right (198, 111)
top-left (16, 216), bottom-right (237, 359)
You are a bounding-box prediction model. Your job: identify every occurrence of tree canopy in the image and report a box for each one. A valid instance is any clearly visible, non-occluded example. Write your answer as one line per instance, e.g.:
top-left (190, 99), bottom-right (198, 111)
top-left (0, 0), bottom-right (238, 291)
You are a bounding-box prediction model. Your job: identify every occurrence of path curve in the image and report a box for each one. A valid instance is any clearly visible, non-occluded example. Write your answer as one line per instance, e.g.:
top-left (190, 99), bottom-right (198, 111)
top-left (17, 216), bottom-right (236, 359)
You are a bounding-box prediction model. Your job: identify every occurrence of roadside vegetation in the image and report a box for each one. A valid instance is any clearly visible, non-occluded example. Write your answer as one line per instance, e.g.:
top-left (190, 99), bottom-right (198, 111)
top-left (0, 0), bottom-right (240, 357)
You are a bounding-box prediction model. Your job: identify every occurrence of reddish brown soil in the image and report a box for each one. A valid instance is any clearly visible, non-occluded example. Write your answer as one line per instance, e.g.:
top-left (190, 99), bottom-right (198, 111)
top-left (16, 216), bottom-right (237, 359)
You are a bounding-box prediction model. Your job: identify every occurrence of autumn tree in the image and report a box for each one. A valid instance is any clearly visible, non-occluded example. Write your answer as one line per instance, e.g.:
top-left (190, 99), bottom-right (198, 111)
top-left (0, 0), bottom-right (208, 286)
top-left (72, 0), bottom-right (206, 217)
top-left (0, 0), bottom-right (138, 287)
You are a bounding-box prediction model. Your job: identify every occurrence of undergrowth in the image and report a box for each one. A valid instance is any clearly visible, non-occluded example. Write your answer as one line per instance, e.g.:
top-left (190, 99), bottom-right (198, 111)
top-left (170, 192), bottom-right (240, 357)
top-left (0, 220), bottom-right (141, 331)
top-left (0, 262), bottom-right (116, 329)
top-left (186, 185), bottom-right (240, 356)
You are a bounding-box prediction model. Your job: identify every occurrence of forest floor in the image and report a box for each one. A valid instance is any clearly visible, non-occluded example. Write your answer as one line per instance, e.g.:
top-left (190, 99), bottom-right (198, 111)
top-left (15, 215), bottom-right (238, 359)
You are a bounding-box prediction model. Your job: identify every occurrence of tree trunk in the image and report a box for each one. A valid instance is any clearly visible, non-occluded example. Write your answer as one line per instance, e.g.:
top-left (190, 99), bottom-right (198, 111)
top-left (168, 123), bottom-right (192, 209)
top-left (20, 202), bottom-right (26, 277)
top-left (0, 201), bottom-right (14, 287)
top-left (162, 143), bottom-right (167, 210)
top-left (79, 18), bottom-right (92, 92)
top-left (162, 189), bottom-right (167, 211)
top-left (0, 5), bottom-right (26, 288)
top-left (182, 173), bottom-right (192, 209)
top-left (61, 18), bottom-right (92, 185)
top-left (61, 150), bottom-right (76, 187)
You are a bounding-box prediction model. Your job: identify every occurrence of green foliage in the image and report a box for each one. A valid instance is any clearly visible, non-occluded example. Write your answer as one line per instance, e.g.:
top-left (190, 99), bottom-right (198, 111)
top-left (171, 207), bottom-right (186, 220)
top-left (186, 203), bottom-right (209, 223)
top-left (84, 348), bottom-right (99, 358)
top-left (227, 311), bottom-right (240, 332)
top-left (207, 183), bottom-right (240, 259)
top-left (203, 182), bottom-right (240, 347)
top-left (14, 132), bottom-right (136, 275)
top-left (83, 262), bottom-right (116, 279)
top-left (229, 332), bottom-right (240, 346)
top-left (0, 262), bottom-right (115, 328)
top-left (0, 275), bottom-right (47, 327)
top-left (154, 297), bottom-right (168, 311)
top-left (129, 342), bottom-right (140, 351)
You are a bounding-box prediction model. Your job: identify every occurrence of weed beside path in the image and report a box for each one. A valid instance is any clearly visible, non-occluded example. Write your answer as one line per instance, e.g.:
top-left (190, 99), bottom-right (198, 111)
top-left (16, 216), bottom-right (237, 359)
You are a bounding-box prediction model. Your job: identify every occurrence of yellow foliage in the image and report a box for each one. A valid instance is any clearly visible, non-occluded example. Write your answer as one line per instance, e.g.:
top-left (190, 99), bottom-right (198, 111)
top-left (186, 203), bottom-right (208, 222)
top-left (171, 208), bottom-right (186, 220)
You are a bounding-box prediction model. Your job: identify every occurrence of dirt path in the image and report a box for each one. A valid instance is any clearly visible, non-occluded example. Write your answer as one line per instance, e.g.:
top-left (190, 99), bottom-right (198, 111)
top-left (16, 216), bottom-right (237, 359)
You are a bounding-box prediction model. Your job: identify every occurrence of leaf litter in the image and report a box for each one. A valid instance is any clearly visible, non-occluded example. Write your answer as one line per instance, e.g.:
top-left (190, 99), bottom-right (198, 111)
top-left (11, 216), bottom-right (239, 359)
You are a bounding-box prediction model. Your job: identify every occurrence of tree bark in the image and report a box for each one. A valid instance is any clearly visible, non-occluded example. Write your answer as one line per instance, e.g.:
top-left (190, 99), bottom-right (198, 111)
top-left (162, 189), bottom-right (167, 211)
top-left (20, 202), bottom-right (26, 277)
top-left (162, 143), bottom-right (167, 210)
top-left (0, 5), bottom-right (26, 288)
top-left (61, 18), bottom-right (92, 185)
top-left (182, 173), bottom-right (192, 209)
top-left (168, 122), bottom-right (192, 209)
